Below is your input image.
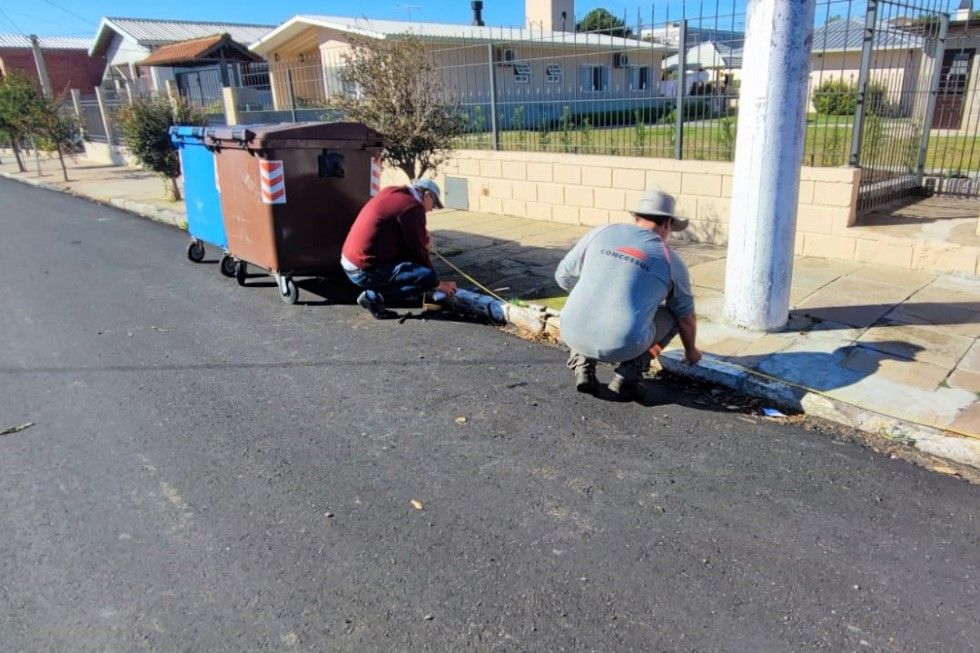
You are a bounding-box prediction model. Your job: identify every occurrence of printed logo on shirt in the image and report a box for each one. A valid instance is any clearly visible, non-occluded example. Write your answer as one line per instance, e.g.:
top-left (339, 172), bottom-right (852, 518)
top-left (614, 246), bottom-right (647, 261)
top-left (600, 246), bottom-right (651, 272)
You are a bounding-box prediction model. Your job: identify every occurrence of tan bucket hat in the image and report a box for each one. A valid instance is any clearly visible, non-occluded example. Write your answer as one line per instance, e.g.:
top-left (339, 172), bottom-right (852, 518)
top-left (631, 188), bottom-right (689, 231)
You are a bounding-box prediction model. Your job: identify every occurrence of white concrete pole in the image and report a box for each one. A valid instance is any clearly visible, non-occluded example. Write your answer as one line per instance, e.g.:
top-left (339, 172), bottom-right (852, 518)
top-left (723, 0), bottom-right (816, 331)
top-left (29, 35), bottom-right (53, 97)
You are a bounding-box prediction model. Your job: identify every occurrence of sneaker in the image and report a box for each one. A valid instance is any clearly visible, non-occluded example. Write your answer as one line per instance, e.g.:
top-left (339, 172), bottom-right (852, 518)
top-left (608, 374), bottom-right (643, 402)
top-left (575, 368), bottom-right (599, 395)
top-left (356, 290), bottom-right (396, 319)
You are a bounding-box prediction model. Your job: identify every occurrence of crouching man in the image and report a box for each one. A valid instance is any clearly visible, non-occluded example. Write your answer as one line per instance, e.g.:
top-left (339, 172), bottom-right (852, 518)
top-left (341, 178), bottom-right (456, 318)
top-left (554, 189), bottom-right (702, 400)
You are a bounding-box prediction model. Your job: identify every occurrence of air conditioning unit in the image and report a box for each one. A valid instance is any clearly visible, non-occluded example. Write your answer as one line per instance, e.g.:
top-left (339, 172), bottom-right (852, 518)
top-left (613, 53), bottom-right (630, 68)
top-left (495, 47), bottom-right (517, 65)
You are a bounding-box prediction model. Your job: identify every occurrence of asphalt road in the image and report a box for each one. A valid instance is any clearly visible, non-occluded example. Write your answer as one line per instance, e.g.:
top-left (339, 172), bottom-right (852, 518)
top-left (0, 177), bottom-right (978, 652)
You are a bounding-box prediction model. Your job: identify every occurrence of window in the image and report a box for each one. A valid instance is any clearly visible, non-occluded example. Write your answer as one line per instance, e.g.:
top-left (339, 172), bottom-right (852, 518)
top-left (545, 63), bottom-right (562, 84)
top-left (513, 62), bottom-right (531, 84)
top-left (628, 66), bottom-right (651, 91)
top-left (579, 64), bottom-right (609, 92)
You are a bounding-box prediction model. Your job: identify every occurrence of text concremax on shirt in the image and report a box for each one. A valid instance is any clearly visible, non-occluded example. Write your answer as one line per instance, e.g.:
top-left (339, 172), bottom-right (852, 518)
top-left (601, 248), bottom-right (651, 273)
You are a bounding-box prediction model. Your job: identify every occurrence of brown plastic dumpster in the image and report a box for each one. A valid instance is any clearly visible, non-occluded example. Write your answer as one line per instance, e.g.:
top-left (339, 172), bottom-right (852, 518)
top-left (207, 122), bottom-right (384, 304)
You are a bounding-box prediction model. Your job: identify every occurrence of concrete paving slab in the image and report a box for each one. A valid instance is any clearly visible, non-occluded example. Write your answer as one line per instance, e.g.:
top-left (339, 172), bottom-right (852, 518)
top-left (881, 302), bottom-right (980, 339)
top-left (841, 264), bottom-right (937, 289)
top-left (947, 368), bottom-right (980, 394)
top-left (687, 258), bottom-right (726, 291)
top-left (754, 336), bottom-right (863, 392)
top-left (949, 401), bottom-right (980, 435)
top-left (793, 277), bottom-right (915, 327)
top-left (822, 373), bottom-right (977, 430)
top-left (857, 322), bottom-right (974, 369)
top-left (790, 256), bottom-right (863, 290)
top-left (841, 346), bottom-right (950, 391)
top-left (955, 340), bottom-right (980, 374)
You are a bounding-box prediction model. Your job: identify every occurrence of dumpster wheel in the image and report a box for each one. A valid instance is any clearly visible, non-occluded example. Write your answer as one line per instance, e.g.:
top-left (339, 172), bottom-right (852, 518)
top-left (235, 260), bottom-right (248, 286)
top-left (219, 254), bottom-right (236, 278)
top-left (277, 275), bottom-right (299, 304)
top-left (186, 240), bottom-right (205, 263)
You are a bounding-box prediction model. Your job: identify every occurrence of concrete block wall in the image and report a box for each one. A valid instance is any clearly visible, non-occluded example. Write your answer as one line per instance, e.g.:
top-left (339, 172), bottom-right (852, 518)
top-left (379, 150), bottom-right (859, 252)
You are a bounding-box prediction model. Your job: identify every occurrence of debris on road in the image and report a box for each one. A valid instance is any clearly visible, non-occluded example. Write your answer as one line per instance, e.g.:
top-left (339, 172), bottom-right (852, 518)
top-left (762, 407), bottom-right (787, 418)
top-left (454, 416), bottom-right (467, 424)
top-left (1, 422), bottom-right (34, 436)
top-left (410, 499), bottom-right (424, 510)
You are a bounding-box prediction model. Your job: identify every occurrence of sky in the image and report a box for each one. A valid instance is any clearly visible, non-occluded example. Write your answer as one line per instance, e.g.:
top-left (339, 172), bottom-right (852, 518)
top-left (0, 0), bottom-right (752, 38)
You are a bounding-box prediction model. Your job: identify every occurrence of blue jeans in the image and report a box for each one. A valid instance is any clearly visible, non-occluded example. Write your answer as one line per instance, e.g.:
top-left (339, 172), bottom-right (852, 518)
top-left (344, 261), bottom-right (438, 305)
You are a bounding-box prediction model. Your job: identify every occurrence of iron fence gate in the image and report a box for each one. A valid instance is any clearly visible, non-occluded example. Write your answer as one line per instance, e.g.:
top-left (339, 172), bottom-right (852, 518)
top-left (851, 0), bottom-right (949, 210)
top-left (852, 0), bottom-right (980, 207)
top-left (923, 14), bottom-right (980, 197)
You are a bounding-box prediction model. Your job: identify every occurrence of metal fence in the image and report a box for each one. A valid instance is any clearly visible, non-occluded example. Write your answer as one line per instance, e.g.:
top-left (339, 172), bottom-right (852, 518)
top-left (925, 13), bottom-right (980, 197)
top-left (77, 94), bottom-right (107, 143)
top-left (69, 0), bottom-right (979, 204)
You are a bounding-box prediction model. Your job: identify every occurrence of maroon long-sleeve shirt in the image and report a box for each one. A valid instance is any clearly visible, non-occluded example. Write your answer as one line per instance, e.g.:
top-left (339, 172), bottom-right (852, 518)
top-left (341, 186), bottom-right (433, 270)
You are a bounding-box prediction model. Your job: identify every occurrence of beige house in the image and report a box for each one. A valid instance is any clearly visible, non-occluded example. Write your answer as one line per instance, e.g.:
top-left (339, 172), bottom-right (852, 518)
top-left (248, 2), bottom-right (672, 128)
top-left (809, 17), bottom-right (927, 116)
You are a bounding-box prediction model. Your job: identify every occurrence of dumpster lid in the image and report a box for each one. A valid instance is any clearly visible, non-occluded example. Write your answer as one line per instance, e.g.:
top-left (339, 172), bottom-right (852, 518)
top-left (169, 125), bottom-right (208, 139)
top-left (206, 122), bottom-right (384, 148)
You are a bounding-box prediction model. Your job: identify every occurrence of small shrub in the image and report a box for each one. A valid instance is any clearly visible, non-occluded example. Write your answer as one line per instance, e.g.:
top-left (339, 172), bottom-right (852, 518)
top-left (718, 115), bottom-right (737, 160)
top-left (537, 118), bottom-right (551, 149)
top-left (633, 109), bottom-right (647, 150)
top-left (511, 105), bottom-right (525, 131)
top-left (557, 105), bottom-right (574, 150)
top-left (813, 79), bottom-right (888, 116)
top-left (116, 95), bottom-right (205, 200)
top-left (580, 116), bottom-right (593, 153)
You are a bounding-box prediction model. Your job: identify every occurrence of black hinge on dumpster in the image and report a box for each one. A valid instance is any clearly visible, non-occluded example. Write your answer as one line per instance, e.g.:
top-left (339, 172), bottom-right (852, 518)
top-left (204, 126), bottom-right (255, 152)
top-left (318, 150), bottom-right (346, 178)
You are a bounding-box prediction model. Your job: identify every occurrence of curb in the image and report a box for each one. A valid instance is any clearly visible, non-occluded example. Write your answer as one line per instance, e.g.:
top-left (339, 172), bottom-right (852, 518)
top-left (6, 167), bottom-right (978, 474)
top-left (506, 302), bottom-right (980, 474)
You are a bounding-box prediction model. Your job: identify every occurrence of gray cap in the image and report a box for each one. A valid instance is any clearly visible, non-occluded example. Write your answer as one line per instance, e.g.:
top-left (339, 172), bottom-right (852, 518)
top-left (412, 178), bottom-right (443, 209)
top-left (631, 188), bottom-right (689, 231)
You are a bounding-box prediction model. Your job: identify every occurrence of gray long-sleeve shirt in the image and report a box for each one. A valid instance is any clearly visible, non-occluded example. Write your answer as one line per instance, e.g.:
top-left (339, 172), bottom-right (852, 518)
top-left (555, 223), bottom-right (695, 362)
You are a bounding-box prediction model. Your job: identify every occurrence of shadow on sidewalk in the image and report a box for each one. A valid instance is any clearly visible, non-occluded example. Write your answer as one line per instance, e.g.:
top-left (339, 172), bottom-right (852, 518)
top-left (727, 342), bottom-right (925, 392)
top-left (790, 303), bottom-right (980, 330)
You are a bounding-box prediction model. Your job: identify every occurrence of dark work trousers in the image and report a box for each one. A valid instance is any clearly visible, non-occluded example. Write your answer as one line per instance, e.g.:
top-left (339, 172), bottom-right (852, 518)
top-left (567, 306), bottom-right (681, 381)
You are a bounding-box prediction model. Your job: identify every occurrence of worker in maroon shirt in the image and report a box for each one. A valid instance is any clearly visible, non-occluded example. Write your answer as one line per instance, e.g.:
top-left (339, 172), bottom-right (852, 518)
top-left (341, 178), bottom-right (457, 318)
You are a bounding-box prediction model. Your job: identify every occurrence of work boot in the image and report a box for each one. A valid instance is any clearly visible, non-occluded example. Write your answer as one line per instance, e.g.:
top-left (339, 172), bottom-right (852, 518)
top-left (575, 367), bottom-right (599, 395)
top-left (608, 374), bottom-right (643, 402)
top-left (357, 290), bottom-right (396, 319)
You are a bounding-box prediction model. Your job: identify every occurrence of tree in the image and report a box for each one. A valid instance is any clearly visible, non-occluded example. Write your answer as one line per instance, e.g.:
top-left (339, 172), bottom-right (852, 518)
top-left (0, 73), bottom-right (39, 173)
top-left (116, 95), bottom-right (204, 201)
top-left (576, 8), bottom-right (631, 37)
top-left (31, 93), bottom-right (80, 182)
top-left (332, 34), bottom-right (465, 180)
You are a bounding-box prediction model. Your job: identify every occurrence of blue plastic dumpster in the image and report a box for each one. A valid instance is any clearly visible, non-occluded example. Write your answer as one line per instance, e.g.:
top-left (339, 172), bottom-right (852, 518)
top-left (169, 125), bottom-right (235, 277)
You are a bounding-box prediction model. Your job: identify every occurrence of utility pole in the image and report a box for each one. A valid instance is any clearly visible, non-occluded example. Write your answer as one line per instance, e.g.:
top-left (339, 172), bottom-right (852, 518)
top-left (29, 34), bottom-right (53, 97)
top-left (723, 0), bottom-right (816, 331)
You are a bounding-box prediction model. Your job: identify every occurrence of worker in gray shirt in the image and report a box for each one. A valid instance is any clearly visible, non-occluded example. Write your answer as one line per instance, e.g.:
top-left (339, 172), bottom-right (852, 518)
top-left (555, 189), bottom-right (702, 400)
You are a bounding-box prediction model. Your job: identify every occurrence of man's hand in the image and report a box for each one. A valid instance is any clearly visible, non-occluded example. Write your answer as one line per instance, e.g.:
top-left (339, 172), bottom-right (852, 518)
top-left (436, 280), bottom-right (457, 297)
top-left (684, 347), bottom-right (702, 365)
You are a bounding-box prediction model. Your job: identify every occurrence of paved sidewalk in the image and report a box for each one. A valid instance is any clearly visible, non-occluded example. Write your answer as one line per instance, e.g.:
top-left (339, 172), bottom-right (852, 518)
top-left (4, 152), bottom-right (979, 471)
